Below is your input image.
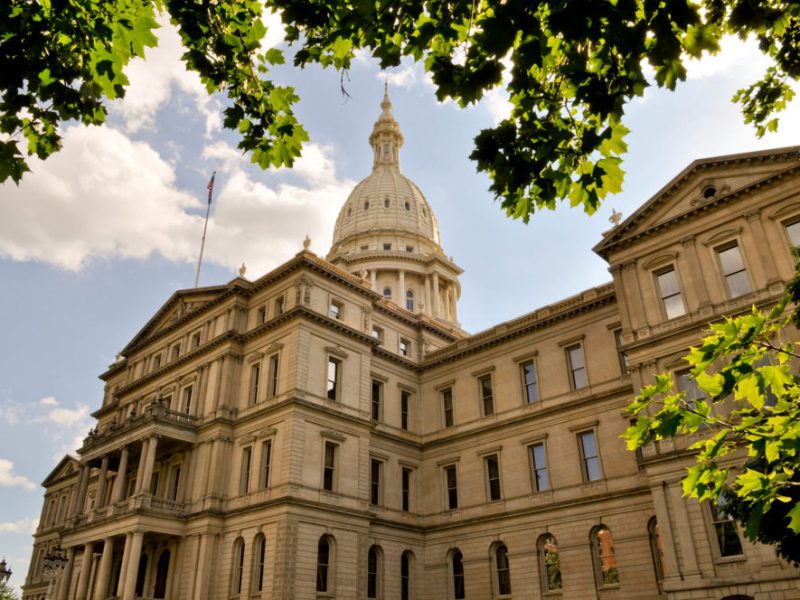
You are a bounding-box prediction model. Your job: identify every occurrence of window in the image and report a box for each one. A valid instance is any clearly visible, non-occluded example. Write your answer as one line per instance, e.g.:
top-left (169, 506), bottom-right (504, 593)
top-left (326, 357), bottom-right (340, 401)
top-left (360, 244), bottom-right (369, 251)
top-left (478, 374), bottom-right (494, 415)
top-left (384, 197), bottom-right (390, 208)
top-left (520, 360), bottom-right (538, 404)
top-left (404, 201), bottom-right (410, 210)
top-left (252, 534), bottom-right (266, 593)
top-left (718, 243), bottom-right (752, 297)
top-left (529, 443), bottom-right (550, 492)
top-left (383, 287), bottom-right (392, 300)
top-left (677, 369), bottom-right (703, 410)
top-left (710, 496), bottom-right (744, 557)
top-left (402, 467), bottom-right (412, 512)
top-left (538, 534), bottom-right (562, 592)
top-left (485, 454), bottom-right (502, 501)
top-left (256, 306), bottom-right (266, 325)
top-left (656, 267), bottom-right (686, 319)
top-left (406, 290), bottom-right (414, 311)
top-left (494, 544), bottom-right (512, 596)
top-left (232, 538), bottom-right (245, 596)
top-left (274, 295), bottom-right (285, 315)
top-left (367, 545), bottom-right (382, 599)
top-left (444, 465), bottom-right (458, 509)
top-left (370, 459), bottom-right (382, 505)
top-left (171, 343), bottom-right (181, 360)
top-left (323, 442), bottom-right (337, 491)
top-left (152, 354), bottom-right (162, 371)
top-left (400, 551), bottom-right (412, 600)
top-left (399, 338), bottom-right (410, 357)
top-left (591, 526), bottom-right (620, 587)
top-left (648, 518), bottom-right (665, 592)
top-left (260, 440), bottom-right (272, 489)
top-left (372, 326), bottom-right (384, 340)
top-left (578, 430), bottom-right (602, 481)
top-left (249, 363), bottom-right (261, 405)
top-left (240, 447), bottom-right (252, 494)
top-left (364, 201), bottom-right (370, 210)
top-left (405, 245), bottom-right (414, 253)
top-left (190, 331), bottom-right (201, 348)
top-left (566, 344), bottom-right (588, 389)
top-left (329, 299), bottom-right (343, 320)
top-left (168, 465), bottom-right (181, 501)
top-left (400, 391), bottom-right (410, 430)
top-left (442, 388), bottom-right (454, 427)
top-left (451, 550), bottom-right (465, 600)
top-left (786, 220), bottom-right (800, 246)
top-left (383, 243), bottom-right (392, 251)
top-left (371, 380), bottom-right (382, 421)
top-left (316, 536), bottom-right (333, 592)
top-left (267, 353), bottom-right (279, 398)
top-left (181, 385), bottom-right (193, 414)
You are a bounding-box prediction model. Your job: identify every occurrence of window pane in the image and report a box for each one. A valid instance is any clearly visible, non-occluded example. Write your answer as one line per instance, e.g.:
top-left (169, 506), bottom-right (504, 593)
top-left (316, 539), bottom-right (329, 592)
top-left (595, 528), bottom-right (620, 585)
top-left (480, 376), bottom-right (494, 415)
top-left (656, 269), bottom-right (680, 297)
top-left (727, 270), bottom-right (752, 297)
top-left (452, 552), bottom-right (465, 600)
top-left (787, 221), bottom-right (800, 246)
top-left (718, 245), bottom-right (745, 274)
top-left (486, 456), bottom-right (501, 500)
top-left (531, 444), bottom-right (550, 492)
top-left (663, 294), bottom-right (686, 320)
top-left (327, 358), bottom-right (339, 401)
top-left (541, 536), bottom-right (562, 591)
top-left (496, 545), bottom-right (511, 595)
top-left (580, 432), bottom-right (602, 481)
top-left (521, 361), bottom-right (538, 403)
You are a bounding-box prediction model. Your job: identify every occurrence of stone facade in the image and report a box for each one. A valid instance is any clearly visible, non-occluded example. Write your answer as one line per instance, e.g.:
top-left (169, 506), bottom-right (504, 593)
top-left (21, 94), bottom-right (800, 600)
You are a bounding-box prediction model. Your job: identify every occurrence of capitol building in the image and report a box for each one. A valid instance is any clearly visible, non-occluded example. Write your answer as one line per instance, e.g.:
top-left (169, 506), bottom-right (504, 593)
top-left (21, 90), bottom-right (800, 600)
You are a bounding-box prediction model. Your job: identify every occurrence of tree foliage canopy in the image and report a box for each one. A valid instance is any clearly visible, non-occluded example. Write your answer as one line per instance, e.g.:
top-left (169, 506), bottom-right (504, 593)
top-left (624, 252), bottom-right (800, 564)
top-left (2, 0), bottom-right (799, 219)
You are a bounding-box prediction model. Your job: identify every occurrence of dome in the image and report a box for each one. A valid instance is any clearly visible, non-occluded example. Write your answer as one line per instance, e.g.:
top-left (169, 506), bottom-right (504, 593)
top-left (329, 86), bottom-right (442, 256)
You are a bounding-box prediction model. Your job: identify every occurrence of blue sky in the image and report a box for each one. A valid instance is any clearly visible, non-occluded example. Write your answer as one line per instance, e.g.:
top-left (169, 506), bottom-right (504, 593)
top-left (1, 16), bottom-right (799, 589)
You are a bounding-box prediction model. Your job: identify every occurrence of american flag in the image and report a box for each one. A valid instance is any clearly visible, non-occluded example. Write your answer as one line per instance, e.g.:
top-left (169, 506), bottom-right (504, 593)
top-left (207, 172), bottom-right (216, 205)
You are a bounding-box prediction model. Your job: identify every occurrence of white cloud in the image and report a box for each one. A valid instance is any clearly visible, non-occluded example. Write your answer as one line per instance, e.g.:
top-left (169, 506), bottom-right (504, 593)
top-left (483, 88), bottom-right (513, 123)
top-left (0, 459), bottom-right (36, 491)
top-left (383, 66), bottom-right (420, 89)
top-left (0, 517), bottom-right (38, 534)
top-left (685, 35), bottom-right (768, 80)
top-left (40, 404), bottom-right (91, 429)
top-left (39, 396), bottom-right (58, 406)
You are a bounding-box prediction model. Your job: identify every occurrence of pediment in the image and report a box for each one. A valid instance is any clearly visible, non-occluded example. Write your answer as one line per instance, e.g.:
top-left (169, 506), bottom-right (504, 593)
top-left (595, 146), bottom-right (800, 258)
top-left (42, 455), bottom-right (81, 487)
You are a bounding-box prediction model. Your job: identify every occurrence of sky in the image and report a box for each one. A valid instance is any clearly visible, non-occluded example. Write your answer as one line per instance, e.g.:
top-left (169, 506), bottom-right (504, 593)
top-left (1, 14), bottom-right (799, 590)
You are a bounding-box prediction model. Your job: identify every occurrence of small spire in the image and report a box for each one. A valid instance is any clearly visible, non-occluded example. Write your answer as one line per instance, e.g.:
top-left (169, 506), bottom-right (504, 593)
top-left (369, 83), bottom-right (404, 169)
top-left (609, 209), bottom-right (622, 226)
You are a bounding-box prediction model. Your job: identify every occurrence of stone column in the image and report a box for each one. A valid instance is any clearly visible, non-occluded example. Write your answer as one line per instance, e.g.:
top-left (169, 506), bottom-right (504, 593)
top-left (73, 464), bottom-right (91, 516)
top-left (116, 534), bottom-right (133, 598)
top-left (745, 209), bottom-right (780, 285)
top-left (668, 482), bottom-right (701, 578)
top-left (432, 272), bottom-right (440, 317)
top-left (621, 261), bottom-right (648, 330)
top-left (74, 541), bottom-right (95, 600)
top-left (651, 482), bottom-right (679, 582)
top-left (140, 436), bottom-right (159, 495)
top-left (370, 269), bottom-right (377, 291)
top-left (57, 547), bottom-right (76, 600)
top-left (451, 284), bottom-right (458, 322)
top-left (398, 269), bottom-right (405, 306)
top-left (93, 537), bottom-right (115, 600)
top-left (111, 446), bottom-right (130, 503)
top-left (95, 456), bottom-right (110, 510)
top-left (134, 438), bottom-right (150, 494)
top-left (121, 532), bottom-right (144, 600)
top-left (424, 277), bottom-right (431, 315)
top-left (680, 235), bottom-right (711, 310)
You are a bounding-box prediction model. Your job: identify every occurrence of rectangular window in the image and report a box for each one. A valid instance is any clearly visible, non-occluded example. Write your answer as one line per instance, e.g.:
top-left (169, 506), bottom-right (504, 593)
top-left (400, 391), bottom-right (410, 430)
top-left (240, 447), bottom-right (252, 494)
top-left (267, 353), bottom-right (279, 398)
top-left (371, 325), bottom-right (384, 340)
top-left (326, 357), bottom-right (340, 401)
top-left (566, 344), bottom-right (588, 389)
top-left (478, 374), bottom-right (494, 415)
top-left (677, 369), bottom-right (704, 410)
top-left (169, 465), bottom-right (181, 501)
top-left (445, 465), bottom-right (458, 509)
top-left (191, 331), bottom-right (201, 348)
top-left (718, 244), bottom-right (751, 297)
top-left (402, 467), bottom-right (412, 512)
top-left (249, 363), bottom-right (261, 405)
top-left (786, 220), bottom-right (800, 247)
top-left (329, 299), bottom-right (343, 320)
top-left (530, 443), bottom-right (550, 492)
top-left (171, 343), bottom-right (181, 360)
top-left (256, 306), bottom-right (266, 325)
top-left (371, 380), bottom-right (382, 421)
top-left (260, 440), bottom-right (272, 489)
top-left (406, 245), bottom-right (414, 253)
top-left (399, 338), bottom-right (410, 357)
top-left (578, 431), bottom-right (602, 481)
top-left (614, 329), bottom-right (629, 375)
top-left (181, 385), bottom-right (193, 414)
top-left (383, 243), bottom-right (392, 251)
top-left (710, 497), bottom-right (744, 557)
top-left (274, 295), bottom-right (285, 315)
top-left (442, 388), bottom-right (454, 427)
top-left (656, 267), bottom-right (686, 319)
top-left (323, 442), bottom-right (337, 491)
top-left (370, 459), bottom-right (382, 505)
top-left (152, 354), bottom-right (162, 371)
top-left (521, 360), bottom-right (538, 403)
top-left (485, 454), bottom-right (502, 501)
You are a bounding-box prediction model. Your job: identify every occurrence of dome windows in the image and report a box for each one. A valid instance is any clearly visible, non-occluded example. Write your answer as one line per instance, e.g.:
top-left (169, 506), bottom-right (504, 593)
top-left (383, 287), bottom-right (392, 300)
top-left (347, 207), bottom-right (352, 217)
top-left (384, 197), bottom-right (390, 208)
top-left (364, 201), bottom-right (370, 211)
top-left (383, 243), bottom-right (392, 251)
top-left (406, 290), bottom-right (414, 312)
top-left (405, 201), bottom-right (410, 211)
top-left (702, 184), bottom-right (718, 200)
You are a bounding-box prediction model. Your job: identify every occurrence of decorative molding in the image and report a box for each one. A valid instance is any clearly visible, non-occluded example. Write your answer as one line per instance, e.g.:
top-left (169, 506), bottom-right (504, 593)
top-left (325, 345), bottom-right (349, 359)
top-left (641, 251), bottom-right (679, 270)
top-left (246, 351), bottom-right (265, 364)
top-left (702, 227), bottom-right (743, 247)
top-left (320, 429), bottom-right (346, 442)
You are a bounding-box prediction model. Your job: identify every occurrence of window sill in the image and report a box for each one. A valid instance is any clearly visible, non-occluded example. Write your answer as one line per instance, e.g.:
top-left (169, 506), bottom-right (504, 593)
top-left (714, 554), bottom-right (747, 564)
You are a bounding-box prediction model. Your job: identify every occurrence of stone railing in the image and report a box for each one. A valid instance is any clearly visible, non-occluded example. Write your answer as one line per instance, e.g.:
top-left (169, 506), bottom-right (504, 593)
top-left (81, 402), bottom-right (199, 450)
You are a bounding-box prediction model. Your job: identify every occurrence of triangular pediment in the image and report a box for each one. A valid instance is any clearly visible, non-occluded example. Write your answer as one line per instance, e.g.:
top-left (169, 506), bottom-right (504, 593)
top-left (42, 455), bottom-right (81, 487)
top-left (595, 146), bottom-right (800, 258)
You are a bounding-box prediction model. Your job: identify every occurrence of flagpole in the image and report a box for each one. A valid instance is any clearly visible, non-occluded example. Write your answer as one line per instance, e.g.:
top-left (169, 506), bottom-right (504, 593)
top-left (194, 171), bottom-right (215, 288)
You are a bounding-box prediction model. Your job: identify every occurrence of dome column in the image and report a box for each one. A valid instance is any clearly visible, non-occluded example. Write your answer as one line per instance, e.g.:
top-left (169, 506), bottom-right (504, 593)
top-left (424, 278), bottom-right (432, 317)
top-left (370, 270), bottom-right (377, 291)
top-left (432, 272), bottom-right (441, 318)
top-left (398, 270), bottom-right (406, 308)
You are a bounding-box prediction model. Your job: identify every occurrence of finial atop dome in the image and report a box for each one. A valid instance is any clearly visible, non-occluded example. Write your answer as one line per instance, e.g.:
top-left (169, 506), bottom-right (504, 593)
top-left (369, 83), bottom-right (404, 170)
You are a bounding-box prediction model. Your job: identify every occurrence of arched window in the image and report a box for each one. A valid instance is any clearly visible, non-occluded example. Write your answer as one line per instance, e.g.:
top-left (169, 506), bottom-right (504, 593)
top-left (383, 287), bottom-right (392, 300)
top-left (316, 535), bottom-right (334, 593)
top-left (493, 543), bottom-right (512, 596)
top-left (252, 533), bottom-right (267, 593)
top-left (406, 290), bottom-right (414, 312)
top-left (590, 526), bottom-right (620, 588)
top-left (367, 545), bottom-right (382, 599)
top-left (648, 517), bottom-right (665, 592)
top-left (538, 534), bottom-right (562, 593)
top-left (401, 551), bottom-right (413, 600)
top-left (450, 549), bottom-right (465, 600)
top-left (154, 549), bottom-right (170, 599)
top-left (232, 538), bottom-right (245, 596)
